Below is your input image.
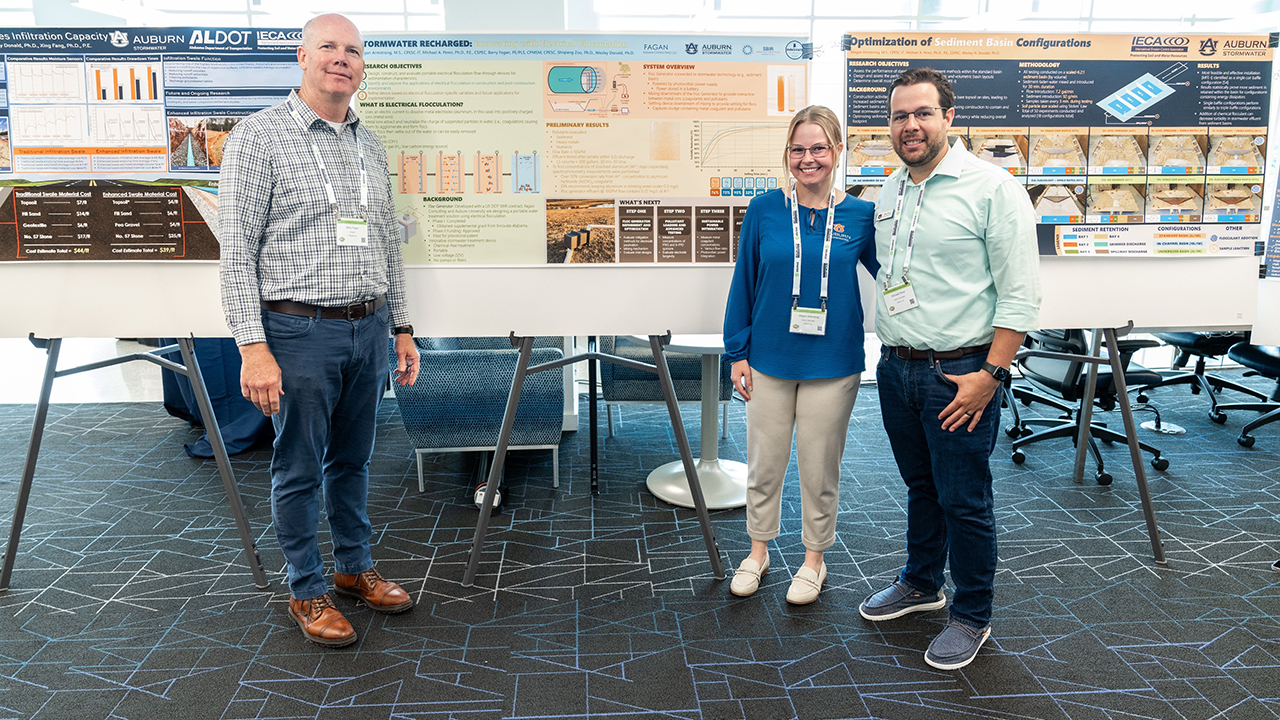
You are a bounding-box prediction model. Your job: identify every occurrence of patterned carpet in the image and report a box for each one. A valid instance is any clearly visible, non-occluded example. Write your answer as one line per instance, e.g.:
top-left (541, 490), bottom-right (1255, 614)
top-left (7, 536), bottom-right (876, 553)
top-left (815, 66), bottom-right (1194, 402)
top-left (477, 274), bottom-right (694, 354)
top-left (0, 371), bottom-right (1278, 720)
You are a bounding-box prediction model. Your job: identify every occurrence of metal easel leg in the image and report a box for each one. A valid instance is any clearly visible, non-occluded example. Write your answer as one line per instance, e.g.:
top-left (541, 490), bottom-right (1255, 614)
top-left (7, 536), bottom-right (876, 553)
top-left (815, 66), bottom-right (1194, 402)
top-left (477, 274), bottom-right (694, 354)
top-left (1103, 328), bottom-right (1167, 565)
top-left (588, 335), bottom-right (599, 495)
top-left (177, 338), bottom-right (270, 589)
top-left (462, 335), bottom-right (535, 587)
top-left (1073, 331), bottom-right (1102, 484)
top-left (0, 338), bottom-right (61, 592)
top-left (649, 335), bottom-right (725, 580)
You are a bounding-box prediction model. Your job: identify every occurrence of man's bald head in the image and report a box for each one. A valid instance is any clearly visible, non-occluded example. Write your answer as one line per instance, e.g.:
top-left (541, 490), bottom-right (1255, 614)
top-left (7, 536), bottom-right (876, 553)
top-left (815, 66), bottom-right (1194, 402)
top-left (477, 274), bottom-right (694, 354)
top-left (301, 13), bottom-right (363, 52)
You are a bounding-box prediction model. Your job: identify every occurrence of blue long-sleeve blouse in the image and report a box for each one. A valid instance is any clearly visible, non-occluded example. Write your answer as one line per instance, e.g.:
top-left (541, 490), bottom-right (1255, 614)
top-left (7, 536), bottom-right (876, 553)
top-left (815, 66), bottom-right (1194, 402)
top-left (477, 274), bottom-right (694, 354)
top-left (723, 189), bottom-right (879, 380)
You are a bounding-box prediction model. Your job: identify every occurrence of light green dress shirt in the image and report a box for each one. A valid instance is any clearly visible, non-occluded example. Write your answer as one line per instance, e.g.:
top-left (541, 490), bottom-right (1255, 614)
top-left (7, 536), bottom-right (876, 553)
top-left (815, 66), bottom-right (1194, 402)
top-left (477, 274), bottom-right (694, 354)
top-left (873, 140), bottom-right (1042, 351)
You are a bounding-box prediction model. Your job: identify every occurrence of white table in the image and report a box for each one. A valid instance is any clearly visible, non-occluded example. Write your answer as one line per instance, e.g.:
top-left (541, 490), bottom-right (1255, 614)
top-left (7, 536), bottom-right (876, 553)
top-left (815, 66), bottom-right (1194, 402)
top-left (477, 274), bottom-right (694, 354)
top-left (638, 334), bottom-right (747, 510)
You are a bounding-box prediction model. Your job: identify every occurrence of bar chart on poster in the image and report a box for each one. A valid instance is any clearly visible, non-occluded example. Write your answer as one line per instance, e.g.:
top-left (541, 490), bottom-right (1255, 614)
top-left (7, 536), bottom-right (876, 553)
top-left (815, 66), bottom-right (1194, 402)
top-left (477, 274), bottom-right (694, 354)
top-left (842, 31), bottom-right (1276, 258)
top-left (356, 34), bottom-right (808, 266)
top-left (0, 27), bottom-right (301, 262)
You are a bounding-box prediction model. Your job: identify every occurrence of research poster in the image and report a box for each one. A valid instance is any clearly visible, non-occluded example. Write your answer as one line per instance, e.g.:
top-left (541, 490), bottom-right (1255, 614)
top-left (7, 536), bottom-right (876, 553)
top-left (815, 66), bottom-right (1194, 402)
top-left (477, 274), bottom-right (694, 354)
top-left (843, 31), bottom-right (1276, 257)
top-left (0, 27), bottom-right (300, 261)
top-left (357, 34), bottom-right (808, 265)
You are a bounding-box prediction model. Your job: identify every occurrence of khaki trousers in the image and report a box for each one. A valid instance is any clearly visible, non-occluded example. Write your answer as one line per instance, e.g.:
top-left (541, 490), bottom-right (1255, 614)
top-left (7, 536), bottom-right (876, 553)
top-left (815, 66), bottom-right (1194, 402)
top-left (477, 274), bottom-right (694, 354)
top-left (745, 368), bottom-right (860, 551)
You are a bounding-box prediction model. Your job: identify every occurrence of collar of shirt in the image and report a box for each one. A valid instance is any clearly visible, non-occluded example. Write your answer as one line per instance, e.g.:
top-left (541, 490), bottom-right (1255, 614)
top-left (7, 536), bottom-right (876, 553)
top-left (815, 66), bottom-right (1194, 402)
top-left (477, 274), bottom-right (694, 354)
top-left (890, 137), bottom-right (967, 188)
top-left (287, 89), bottom-right (360, 132)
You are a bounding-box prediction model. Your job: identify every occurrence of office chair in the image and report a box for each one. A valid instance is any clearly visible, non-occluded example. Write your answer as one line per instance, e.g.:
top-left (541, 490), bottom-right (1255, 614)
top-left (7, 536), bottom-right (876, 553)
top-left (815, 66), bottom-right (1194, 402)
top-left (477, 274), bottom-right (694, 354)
top-left (1010, 329), bottom-right (1169, 485)
top-left (1134, 332), bottom-right (1266, 423)
top-left (1217, 342), bottom-right (1280, 448)
top-left (390, 337), bottom-right (566, 508)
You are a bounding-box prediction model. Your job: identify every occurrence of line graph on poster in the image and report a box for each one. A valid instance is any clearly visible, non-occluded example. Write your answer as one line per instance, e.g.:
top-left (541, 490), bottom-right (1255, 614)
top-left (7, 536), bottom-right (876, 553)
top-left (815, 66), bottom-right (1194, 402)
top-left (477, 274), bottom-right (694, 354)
top-left (693, 120), bottom-right (789, 170)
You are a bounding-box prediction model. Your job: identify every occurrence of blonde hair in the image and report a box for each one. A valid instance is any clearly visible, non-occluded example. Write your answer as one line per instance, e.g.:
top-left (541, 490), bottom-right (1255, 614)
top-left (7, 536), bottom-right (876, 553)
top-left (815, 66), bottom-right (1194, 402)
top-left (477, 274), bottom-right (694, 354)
top-left (783, 105), bottom-right (843, 169)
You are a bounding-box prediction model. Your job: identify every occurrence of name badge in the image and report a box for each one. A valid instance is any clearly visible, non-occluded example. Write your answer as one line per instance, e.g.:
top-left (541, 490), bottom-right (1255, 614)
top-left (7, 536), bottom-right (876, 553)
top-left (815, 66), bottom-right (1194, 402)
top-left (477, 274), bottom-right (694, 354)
top-left (789, 306), bottom-right (827, 335)
top-left (876, 208), bottom-right (895, 221)
top-left (336, 217), bottom-right (369, 246)
top-left (883, 282), bottom-right (919, 316)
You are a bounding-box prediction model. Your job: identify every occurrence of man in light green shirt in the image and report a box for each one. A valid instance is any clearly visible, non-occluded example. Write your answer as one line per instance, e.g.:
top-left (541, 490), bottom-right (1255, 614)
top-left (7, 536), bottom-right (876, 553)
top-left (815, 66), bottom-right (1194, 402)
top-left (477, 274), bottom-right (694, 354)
top-left (857, 67), bottom-right (1041, 671)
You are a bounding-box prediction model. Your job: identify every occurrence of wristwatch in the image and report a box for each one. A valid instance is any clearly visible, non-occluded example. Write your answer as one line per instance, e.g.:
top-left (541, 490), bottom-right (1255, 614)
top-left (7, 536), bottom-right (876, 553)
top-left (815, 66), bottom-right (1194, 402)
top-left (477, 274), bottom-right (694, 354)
top-left (392, 325), bottom-right (414, 336)
top-left (981, 361), bottom-right (1011, 383)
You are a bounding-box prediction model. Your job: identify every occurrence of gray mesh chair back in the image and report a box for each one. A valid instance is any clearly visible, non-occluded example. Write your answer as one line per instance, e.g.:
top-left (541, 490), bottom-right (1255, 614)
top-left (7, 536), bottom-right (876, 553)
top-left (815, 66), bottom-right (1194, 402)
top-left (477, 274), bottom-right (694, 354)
top-left (389, 338), bottom-right (565, 492)
top-left (597, 335), bottom-right (733, 437)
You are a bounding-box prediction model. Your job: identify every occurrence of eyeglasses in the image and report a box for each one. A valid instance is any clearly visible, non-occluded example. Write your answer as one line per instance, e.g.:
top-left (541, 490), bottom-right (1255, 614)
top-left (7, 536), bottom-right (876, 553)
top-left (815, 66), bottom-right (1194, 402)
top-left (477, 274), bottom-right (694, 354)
top-left (890, 106), bottom-right (948, 125)
top-left (788, 143), bottom-right (832, 159)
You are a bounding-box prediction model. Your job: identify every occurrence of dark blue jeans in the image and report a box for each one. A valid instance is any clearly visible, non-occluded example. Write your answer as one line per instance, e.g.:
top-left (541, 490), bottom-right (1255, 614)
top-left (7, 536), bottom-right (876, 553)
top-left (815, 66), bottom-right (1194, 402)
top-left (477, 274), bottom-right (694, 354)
top-left (263, 303), bottom-right (388, 600)
top-left (876, 349), bottom-right (1002, 629)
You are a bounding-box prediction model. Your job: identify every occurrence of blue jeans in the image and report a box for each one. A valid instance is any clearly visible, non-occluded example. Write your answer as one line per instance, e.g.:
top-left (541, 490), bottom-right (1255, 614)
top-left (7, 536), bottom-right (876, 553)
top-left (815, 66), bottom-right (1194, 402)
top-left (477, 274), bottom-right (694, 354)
top-left (263, 303), bottom-right (388, 600)
top-left (876, 349), bottom-right (1002, 629)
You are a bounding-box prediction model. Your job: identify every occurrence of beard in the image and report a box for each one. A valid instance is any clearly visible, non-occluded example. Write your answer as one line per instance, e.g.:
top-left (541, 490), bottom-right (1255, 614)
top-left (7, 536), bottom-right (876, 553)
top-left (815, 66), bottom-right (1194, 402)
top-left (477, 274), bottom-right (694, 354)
top-left (896, 132), bottom-right (948, 169)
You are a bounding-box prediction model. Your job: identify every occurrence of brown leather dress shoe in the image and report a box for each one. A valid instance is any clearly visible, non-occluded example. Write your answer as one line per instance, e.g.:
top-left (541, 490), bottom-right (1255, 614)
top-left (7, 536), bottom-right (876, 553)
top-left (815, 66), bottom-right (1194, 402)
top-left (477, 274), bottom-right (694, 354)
top-left (288, 593), bottom-right (357, 647)
top-left (334, 567), bottom-right (414, 614)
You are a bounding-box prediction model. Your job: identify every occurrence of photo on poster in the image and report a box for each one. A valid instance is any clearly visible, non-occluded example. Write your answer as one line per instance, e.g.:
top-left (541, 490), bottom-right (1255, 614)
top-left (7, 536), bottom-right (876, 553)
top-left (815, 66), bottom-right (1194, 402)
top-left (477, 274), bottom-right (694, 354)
top-left (1029, 183), bottom-right (1086, 223)
top-left (969, 133), bottom-right (1026, 174)
top-left (204, 117), bottom-right (241, 168)
top-left (1203, 181), bottom-right (1262, 222)
top-left (1145, 182), bottom-right (1203, 223)
top-left (1028, 132), bottom-right (1086, 175)
top-left (1147, 133), bottom-right (1206, 174)
top-left (0, 117), bottom-right (10, 171)
top-left (846, 132), bottom-right (899, 176)
top-left (546, 199), bottom-right (616, 264)
top-left (168, 116), bottom-right (208, 169)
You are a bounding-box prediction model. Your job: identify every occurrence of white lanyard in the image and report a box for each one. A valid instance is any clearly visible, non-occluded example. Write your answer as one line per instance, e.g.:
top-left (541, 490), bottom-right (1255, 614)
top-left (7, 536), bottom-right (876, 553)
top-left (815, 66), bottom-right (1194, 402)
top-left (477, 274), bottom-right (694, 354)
top-left (790, 183), bottom-right (837, 310)
top-left (883, 176), bottom-right (927, 292)
top-left (287, 100), bottom-right (369, 219)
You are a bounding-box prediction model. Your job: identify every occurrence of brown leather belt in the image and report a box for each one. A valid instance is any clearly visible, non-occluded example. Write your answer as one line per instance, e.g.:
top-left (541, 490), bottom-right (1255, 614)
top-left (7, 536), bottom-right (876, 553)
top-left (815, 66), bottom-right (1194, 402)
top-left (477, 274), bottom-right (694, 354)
top-left (263, 296), bottom-right (384, 320)
top-left (888, 343), bottom-right (991, 360)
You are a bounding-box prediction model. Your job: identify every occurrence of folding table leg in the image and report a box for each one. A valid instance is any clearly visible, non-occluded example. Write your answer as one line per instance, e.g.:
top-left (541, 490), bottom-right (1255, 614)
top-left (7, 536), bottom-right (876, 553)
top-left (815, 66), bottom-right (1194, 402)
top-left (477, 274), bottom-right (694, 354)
top-left (649, 335), bottom-right (725, 580)
top-left (462, 335), bottom-right (535, 587)
top-left (0, 339), bottom-right (61, 592)
top-left (1103, 328), bottom-right (1167, 565)
top-left (178, 338), bottom-right (270, 589)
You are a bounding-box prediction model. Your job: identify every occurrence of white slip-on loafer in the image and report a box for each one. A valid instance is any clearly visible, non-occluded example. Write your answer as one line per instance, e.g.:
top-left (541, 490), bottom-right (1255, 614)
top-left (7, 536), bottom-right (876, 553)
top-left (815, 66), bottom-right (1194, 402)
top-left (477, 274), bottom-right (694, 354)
top-left (729, 555), bottom-right (769, 597)
top-left (786, 562), bottom-right (826, 605)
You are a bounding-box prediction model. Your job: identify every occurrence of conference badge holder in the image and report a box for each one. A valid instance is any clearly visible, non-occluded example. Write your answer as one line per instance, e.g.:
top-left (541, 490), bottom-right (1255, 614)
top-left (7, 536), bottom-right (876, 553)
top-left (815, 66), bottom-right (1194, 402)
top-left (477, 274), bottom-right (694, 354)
top-left (884, 281), bottom-right (918, 316)
top-left (336, 217), bottom-right (370, 246)
top-left (790, 304), bottom-right (827, 335)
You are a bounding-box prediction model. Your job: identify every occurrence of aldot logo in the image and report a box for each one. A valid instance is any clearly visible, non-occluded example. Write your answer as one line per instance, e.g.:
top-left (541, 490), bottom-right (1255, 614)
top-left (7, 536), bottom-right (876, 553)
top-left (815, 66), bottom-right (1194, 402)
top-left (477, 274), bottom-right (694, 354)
top-left (190, 29), bottom-right (251, 46)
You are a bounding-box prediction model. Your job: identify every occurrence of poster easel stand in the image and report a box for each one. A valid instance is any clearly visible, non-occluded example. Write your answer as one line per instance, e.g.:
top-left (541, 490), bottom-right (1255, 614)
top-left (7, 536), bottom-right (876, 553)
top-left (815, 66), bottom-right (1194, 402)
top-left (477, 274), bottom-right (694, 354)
top-left (462, 332), bottom-right (726, 587)
top-left (1018, 322), bottom-right (1167, 565)
top-left (0, 335), bottom-right (270, 592)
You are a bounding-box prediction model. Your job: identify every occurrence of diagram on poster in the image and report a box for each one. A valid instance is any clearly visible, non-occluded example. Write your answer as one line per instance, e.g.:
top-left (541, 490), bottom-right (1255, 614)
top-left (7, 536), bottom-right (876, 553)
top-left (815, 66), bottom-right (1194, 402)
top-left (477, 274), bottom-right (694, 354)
top-left (843, 31), bottom-right (1274, 256)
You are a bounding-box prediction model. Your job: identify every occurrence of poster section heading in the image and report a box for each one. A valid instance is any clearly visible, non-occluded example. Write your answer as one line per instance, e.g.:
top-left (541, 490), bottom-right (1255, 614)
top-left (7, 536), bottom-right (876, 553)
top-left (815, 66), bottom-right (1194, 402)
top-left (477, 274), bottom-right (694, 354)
top-left (0, 27), bottom-right (303, 262)
top-left (358, 33), bottom-right (806, 266)
top-left (843, 31), bottom-right (1274, 257)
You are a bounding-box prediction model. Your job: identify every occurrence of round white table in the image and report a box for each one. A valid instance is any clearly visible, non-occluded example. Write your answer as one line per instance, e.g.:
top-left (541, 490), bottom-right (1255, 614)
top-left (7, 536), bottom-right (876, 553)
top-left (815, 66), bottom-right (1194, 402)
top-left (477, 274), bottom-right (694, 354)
top-left (638, 334), bottom-right (747, 510)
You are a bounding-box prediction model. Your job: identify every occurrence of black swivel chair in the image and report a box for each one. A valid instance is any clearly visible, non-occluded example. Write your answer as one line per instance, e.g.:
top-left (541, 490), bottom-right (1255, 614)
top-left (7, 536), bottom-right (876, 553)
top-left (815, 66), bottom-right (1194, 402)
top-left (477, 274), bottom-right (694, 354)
top-left (1215, 342), bottom-right (1280, 447)
top-left (1010, 329), bottom-right (1169, 485)
top-left (1134, 332), bottom-right (1267, 423)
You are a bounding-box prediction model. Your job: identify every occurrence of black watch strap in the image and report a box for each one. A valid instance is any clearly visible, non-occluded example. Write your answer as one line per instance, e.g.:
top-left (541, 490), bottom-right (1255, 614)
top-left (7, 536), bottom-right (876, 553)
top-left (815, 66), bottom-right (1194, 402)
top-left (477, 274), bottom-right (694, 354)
top-left (981, 361), bottom-right (1010, 382)
top-left (393, 325), bottom-right (414, 336)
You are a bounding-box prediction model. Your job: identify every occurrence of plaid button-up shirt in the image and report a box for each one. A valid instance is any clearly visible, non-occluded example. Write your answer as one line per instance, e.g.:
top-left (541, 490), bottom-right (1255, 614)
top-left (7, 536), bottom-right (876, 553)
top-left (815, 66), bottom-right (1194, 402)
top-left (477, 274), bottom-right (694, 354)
top-left (219, 91), bottom-right (410, 346)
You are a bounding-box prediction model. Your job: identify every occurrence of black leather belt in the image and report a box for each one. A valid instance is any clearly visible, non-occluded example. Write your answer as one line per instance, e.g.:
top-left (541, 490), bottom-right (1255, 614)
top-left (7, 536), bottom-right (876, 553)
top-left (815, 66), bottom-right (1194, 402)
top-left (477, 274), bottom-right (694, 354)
top-left (263, 296), bottom-right (384, 320)
top-left (888, 343), bottom-right (991, 360)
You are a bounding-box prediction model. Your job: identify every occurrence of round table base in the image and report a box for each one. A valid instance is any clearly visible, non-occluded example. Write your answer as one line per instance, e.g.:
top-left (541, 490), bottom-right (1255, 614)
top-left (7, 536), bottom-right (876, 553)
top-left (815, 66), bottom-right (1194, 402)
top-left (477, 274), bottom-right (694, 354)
top-left (646, 458), bottom-right (747, 510)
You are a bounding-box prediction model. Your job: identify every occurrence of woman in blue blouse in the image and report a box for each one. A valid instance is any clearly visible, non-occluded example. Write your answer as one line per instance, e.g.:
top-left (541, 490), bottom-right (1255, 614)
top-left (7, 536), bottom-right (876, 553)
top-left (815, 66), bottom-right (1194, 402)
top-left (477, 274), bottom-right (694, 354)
top-left (722, 105), bottom-right (878, 604)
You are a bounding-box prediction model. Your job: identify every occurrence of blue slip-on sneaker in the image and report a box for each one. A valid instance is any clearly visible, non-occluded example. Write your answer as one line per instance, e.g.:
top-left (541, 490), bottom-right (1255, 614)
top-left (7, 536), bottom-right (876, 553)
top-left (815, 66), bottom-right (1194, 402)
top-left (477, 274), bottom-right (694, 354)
top-left (924, 619), bottom-right (991, 670)
top-left (858, 580), bottom-right (947, 621)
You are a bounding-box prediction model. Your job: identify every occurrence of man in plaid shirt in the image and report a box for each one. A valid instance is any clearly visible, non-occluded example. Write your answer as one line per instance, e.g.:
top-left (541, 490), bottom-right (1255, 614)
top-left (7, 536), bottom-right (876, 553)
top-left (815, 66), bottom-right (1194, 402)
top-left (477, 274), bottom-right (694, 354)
top-left (219, 13), bottom-right (419, 648)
